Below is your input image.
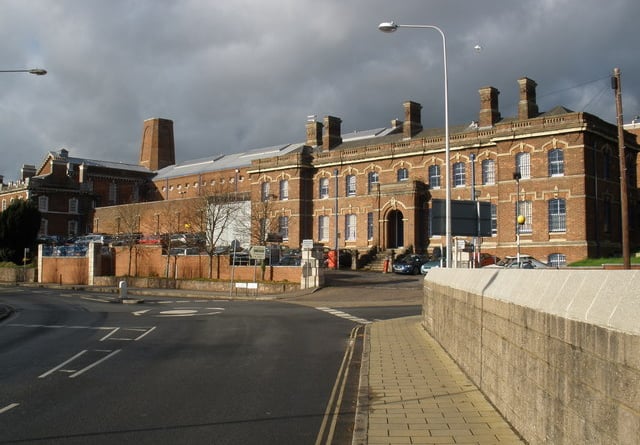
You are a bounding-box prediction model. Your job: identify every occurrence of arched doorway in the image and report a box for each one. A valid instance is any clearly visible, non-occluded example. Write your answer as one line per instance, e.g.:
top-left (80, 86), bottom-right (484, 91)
top-left (387, 210), bottom-right (404, 248)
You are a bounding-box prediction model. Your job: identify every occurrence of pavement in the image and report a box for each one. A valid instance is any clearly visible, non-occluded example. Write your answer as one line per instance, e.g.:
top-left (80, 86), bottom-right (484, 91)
top-left (1, 271), bottom-right (524, 444)
top-left (354, 316), bottom-right (525, 445)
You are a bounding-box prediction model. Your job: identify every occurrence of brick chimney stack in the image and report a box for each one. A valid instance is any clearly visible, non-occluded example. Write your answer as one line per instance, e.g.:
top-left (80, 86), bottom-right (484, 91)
top-left (305, 117), bottom-right (323, 147)
top-left (322, 116), bottom-right (342, 151)
top-left (21, 164), bottom-right (36, 180)
top-left (478, 86), bottom-right (501, 127)
top-left (518, 77), bottom-right (539, 120)
top-left (139, 118), bottom-right (176, 171)
top-left (402, 101), bottom-right (423, 139)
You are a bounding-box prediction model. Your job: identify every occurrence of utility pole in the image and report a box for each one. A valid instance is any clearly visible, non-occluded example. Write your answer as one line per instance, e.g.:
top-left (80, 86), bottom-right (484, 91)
top-left (612, 67), bottom-right (630, 269)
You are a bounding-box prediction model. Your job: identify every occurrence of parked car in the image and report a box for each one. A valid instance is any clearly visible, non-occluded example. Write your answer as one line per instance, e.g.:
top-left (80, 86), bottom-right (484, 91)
top-left (477, 253), bottom-right (499, 267)
top-left (277, 254), bottom-right (302, 266)
top-left (169, 247), bottom-right (200, 256)
top-left (392, 254), bottom-right (430, 275)
top-left (420, 259), bottom-right (444, 274)
top-left (491, 255), bottom-right (549, 269)
top-left (139, 234), bottom-right (164, 245)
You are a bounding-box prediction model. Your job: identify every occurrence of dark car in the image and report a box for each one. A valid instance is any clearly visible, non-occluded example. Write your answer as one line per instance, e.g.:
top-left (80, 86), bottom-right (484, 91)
top-left (392, 254), bottom-right (429, 275)
top-left (277, 254), bottom-right (302, 266)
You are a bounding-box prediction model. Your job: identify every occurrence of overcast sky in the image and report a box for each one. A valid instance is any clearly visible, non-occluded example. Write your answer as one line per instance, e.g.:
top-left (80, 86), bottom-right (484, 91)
top-left (1, 0), bottom-right (639, 181)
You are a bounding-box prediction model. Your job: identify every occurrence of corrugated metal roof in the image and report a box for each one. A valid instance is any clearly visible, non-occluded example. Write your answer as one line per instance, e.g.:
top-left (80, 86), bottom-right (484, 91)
top-left (154, 143), bottom-right (305, 180)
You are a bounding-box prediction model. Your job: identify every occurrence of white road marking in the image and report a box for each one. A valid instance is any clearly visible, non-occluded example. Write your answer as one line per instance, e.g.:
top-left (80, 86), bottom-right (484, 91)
top-left (132, 309), bottom-right (150, 316)
top-left (0, 403), bottom-right (19, 414)
top-left (39, 350), bottom-right (87, 378)
top-left (315, 307), bottom-right (371, 324)
top-left (69, 349), bottom-right (121, 378)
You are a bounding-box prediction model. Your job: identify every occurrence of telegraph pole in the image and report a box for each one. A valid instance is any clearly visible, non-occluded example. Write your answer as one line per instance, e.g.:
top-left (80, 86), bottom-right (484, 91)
top-left (612, 67), bottom-right (630, 269)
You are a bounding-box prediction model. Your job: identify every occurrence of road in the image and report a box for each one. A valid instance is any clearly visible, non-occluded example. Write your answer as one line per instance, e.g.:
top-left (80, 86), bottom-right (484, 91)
top-left (0, 271), bottom-right (424, 444)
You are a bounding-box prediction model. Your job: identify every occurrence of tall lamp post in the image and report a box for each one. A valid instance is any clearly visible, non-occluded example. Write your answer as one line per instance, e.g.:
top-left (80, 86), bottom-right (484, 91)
top-left (513, 172), bottom-right (524, 267)
top-left (0, 68), bottom-right (47, 76)
top-left (378, 21), bottom-right (452, 268)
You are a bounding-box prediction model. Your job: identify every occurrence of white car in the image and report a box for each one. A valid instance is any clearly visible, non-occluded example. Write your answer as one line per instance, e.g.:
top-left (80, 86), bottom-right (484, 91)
top-left (490, 255), bottom-right (550, 269)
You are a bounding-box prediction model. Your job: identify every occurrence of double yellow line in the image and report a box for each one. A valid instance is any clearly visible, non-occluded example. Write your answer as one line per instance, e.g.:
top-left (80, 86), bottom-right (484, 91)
top-left (315, 325), bottom-right (363, 445)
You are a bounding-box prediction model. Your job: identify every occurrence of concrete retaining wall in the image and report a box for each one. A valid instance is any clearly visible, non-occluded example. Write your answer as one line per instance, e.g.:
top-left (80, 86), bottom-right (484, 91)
top-left (423, 269), bottom-right (640, 445)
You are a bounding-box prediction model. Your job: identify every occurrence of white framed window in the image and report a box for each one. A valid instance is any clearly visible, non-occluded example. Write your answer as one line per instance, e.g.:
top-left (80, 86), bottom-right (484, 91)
top-left (279, 216), bottom-right (289, 240)
top-left (279, 180), bottom-right (289, 200)
top-left (548, 198), bottom-right (566, 232)
top-left (39, 218), bottom-right (48, 236)
top-left (516, 152), bottom-right (531, 179)
top-left (548, 149), bottom-right (564, 176)
top-left (109, 182), bottom-right (117, 204)
top-left (548, 253), bottom-right (566, 267)
top-left (482, 160), bottom-right (495, 185)
top-left (68, 220), bottom-right (78, 237)
top-left (453, 162), bottom-right (466, 187)
top-left (345, 214), bottom-right (356, 241)
top-left (367, 212), bottom-right (374, 240)
top-left (517, 200), bottom-right (533, 234)
top-left (319, 178), bottom-right (329, 199)
top-left (318, 215), bottom-right (329, 241)
top-left (1, 199), bottom-right (6, 211)
top-left (367, 172), bottom-right (379, 193)
top-left (428, 165), bottom-right (440, 189)
top-left (261, 182), bottom-right (271, 201)
top-left (346, 175), bottom-right (356, 197)
top-left (68, 198), bottom-right (79, 214)
top-left (38, 195), bottom-right (49, 212)
top-left (397, 168), bottom-right (408, 182)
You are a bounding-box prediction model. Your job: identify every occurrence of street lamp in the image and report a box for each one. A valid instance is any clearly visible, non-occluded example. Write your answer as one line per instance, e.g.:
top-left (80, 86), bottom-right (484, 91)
top-left (513, 172), bottom-right (524, 267)
top-left (0, 69), bottom-right (47, 75)
top-left (378, 21), bottom-right (452, 268)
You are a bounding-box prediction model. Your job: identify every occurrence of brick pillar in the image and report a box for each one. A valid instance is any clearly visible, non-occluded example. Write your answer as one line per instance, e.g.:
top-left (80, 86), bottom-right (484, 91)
top-left (322, 116), bottom-right (342, 151)
top-left (478, 86), bottom-right (500, 127)
top-left (139, 118), bottom-right (176, 171)
top-left (518, 77), bottom-right (539, 120)
top-left (403, 101), bottom-right (423, 139)
top-left (306, 119), bottom-right (323, 147)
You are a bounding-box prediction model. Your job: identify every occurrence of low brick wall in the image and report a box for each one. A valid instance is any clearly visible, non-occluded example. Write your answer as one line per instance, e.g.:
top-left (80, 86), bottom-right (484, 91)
top-left (0, 267), bottom-right (35, 282)
top-left (93, 275), bottom-right (300, 295)
top-left (423, 269), bottom-right (640, 445)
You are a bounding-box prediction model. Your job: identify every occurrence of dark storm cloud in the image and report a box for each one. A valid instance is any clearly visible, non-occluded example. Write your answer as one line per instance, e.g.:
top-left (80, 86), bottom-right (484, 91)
top-left (1, 0), bottom-right (638, 180)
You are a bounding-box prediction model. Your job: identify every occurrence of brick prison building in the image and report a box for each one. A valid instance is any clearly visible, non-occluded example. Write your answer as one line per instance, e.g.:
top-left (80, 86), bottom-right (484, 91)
top-left (2, 77), bottom-right (639, 266)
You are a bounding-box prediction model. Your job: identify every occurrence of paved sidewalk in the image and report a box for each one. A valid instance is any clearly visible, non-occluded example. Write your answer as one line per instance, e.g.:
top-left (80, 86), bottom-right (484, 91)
top-left (359, 316), bottom-right (524, 445)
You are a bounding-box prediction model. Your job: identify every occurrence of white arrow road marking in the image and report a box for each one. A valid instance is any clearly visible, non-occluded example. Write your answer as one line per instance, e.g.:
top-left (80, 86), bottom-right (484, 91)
top-left (132, 309), bottom-right (150, 316)
top-left (155, 308), bottom-right (225, 317)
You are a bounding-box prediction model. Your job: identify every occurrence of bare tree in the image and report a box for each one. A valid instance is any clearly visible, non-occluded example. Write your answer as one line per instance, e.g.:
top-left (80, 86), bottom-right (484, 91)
top-left (185, 183), bottom-right (248, 279)
top-left (249, 193), bottom-right (281, 279)
top-left (114, 203), bottom-right (142, 276)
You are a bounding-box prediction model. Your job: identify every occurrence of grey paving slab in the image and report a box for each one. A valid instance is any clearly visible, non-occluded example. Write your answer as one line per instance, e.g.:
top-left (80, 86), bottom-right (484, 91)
top-left (361, 316), bottom-right (525, 445)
